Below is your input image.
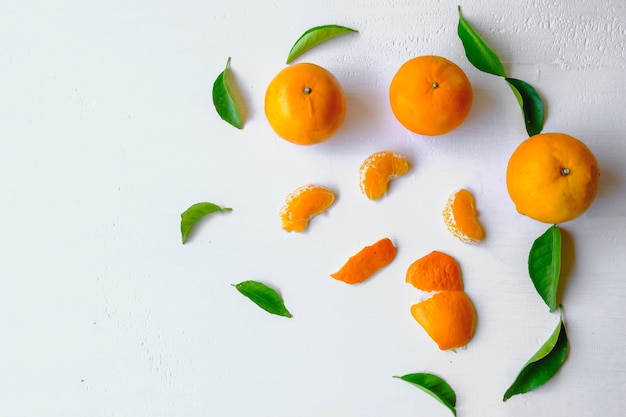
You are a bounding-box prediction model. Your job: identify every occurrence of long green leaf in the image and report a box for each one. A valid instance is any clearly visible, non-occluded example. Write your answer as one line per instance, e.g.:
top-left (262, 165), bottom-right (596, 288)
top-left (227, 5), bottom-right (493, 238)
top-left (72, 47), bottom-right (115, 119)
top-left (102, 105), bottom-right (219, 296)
top-left (394, 373), bottom-right (457, 416)
top-left (180, 202), bottom-right (232, 244)
top-left (212, 57), bottom-right (243, 129)
top-left (506, 77), bottom-right (545, 136)
top-left (232, 281), bottom-right (292, 318)
top-left (457, 6), bottom-right (506, 77)
top-left (528, 225), bottom-right (562, 311)
top-left (503, 308), bottom-right (569, 401)
top-left (286, 24), bottom-right (358, 64)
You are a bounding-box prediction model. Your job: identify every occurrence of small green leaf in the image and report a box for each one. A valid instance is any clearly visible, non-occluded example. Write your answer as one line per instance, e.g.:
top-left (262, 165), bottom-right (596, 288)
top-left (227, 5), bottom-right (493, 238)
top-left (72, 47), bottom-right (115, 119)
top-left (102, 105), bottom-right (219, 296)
top-left (528, 225), bottom-right (562, 311)
top-left (457, 6), bottom-right (507, 77)
top-left (503, 307), bottom-right (569, 401)
top-left (232, 280), bottom-right (292, 318)
top-left (180, 202), bottom-right (232, 244)
top-left (212, 57), bottom-right (243, 129)
top-left (394, 373), bottom-right (456, 416)
top-left (506, 78), bottom-right (545, 136)
top-left (286, 24), bottom-right (358, 64)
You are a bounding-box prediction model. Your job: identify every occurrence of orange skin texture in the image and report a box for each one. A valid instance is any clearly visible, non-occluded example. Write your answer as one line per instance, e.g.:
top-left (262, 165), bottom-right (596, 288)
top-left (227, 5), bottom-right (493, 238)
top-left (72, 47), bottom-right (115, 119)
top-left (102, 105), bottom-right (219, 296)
top-left (331, 238), bottom-right (397, 284)
top-left (279, 185), bottom-right (336, 233)
top-left (265, 63), bottom-right (346, 145)
top-left (389, 55), bottom-right (473, 136)
top-left (359, 151), bottom-right (410, 200)
top-left (443, 189), bottom-right (485, 244)
top-left (406, 251), bottom-right (463, 292)
top-left (410, 290), bottom-right (477, 351)
top-left (506, 132), bottom-right (600, 224)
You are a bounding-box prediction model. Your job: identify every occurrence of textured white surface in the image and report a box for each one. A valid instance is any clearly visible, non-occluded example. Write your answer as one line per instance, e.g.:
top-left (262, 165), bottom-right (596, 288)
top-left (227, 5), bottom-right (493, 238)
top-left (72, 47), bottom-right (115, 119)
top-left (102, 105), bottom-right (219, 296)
top-left (1, 0), bottom-right (625, 416)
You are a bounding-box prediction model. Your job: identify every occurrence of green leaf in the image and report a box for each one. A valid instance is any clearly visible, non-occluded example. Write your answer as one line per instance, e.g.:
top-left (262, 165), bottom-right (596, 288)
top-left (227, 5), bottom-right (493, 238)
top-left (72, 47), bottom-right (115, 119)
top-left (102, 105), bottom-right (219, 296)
top-left (180, 202), bottom-right (232, 244)
top-left (506, 78), bottom-right (545, 136)
top-left (457, 6), bottom-right (507, 77)
top-left (212, 57), bottom-right (243, 129)
top-left (286, 24), bottom-right (358, 64)
top-left (528, 225), bottom-right (562, 311)
top-left (394, 373), bottom-right (457, 416)
top-left (232, 281), bottom-right (292, 318)
top-left (503, 307), bottom-right (569, 401)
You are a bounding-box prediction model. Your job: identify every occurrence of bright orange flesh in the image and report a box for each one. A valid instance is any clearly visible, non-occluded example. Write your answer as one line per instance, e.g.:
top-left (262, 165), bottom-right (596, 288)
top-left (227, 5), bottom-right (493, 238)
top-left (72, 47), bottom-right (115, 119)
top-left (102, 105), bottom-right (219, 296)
top-left (279, 185), bottom-right (336, 233)
top-left (331, 238), bottom-right (397, 284)
top-left (406, 251), bottom-right (463, 292)
top-left (443, 189), bottom-right (485, 244)
top-left (359, 151), bottom-right (410, 200)
top-left (389, 55), bottom-right (473, 136)
top-left (410, 291), bottom-right (476, 350)
top-left (265, 63), bottom-right (346, 145)
top-left (506, 132), bottom-right (600, 224)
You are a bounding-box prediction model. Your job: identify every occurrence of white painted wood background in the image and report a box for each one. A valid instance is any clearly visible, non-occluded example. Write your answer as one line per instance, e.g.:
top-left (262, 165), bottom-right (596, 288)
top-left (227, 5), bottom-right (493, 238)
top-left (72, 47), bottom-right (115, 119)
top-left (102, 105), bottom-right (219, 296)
top-left (1, 0), bottom-right (625, 416)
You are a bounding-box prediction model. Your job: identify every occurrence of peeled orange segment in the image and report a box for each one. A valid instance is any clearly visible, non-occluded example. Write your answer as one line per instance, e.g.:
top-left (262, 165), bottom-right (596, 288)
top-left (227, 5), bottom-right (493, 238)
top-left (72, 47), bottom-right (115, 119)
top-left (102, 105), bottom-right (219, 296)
top-left (359, 151), bottom-right (410, 200)
top-left (410, 290), bottom-right (476, 351)
top-left (443, 188), bottom-right (485, 244)
top-left (279, 185), bottom-right (336, 233)
top-left (406, 251), bottom-right (463, 292)
top-left (331, 237), bottom-right (397, 284)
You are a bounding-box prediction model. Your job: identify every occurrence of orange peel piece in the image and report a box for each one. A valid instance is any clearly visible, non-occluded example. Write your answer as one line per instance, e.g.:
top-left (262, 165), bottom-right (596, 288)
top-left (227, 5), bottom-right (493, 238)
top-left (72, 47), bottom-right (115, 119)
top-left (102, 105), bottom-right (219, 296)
top-left (331, 237), bottom-right (397, 284)
top-left (279, 184), bottom-right (336, 233)
top-left (443, 188), bottom-right (485, 243)
top-left (406, 251), bottom-right (463, 292)
top-left (359, 151), bottom-right (410, 200)
top-left (410, 290), bottom-right (477, 351)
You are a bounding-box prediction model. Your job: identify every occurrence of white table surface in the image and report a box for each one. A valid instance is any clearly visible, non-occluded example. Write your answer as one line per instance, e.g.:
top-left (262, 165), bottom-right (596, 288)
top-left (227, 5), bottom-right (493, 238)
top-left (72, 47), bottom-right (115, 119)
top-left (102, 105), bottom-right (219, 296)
top-left (2, 1), bottom-right (625, 416)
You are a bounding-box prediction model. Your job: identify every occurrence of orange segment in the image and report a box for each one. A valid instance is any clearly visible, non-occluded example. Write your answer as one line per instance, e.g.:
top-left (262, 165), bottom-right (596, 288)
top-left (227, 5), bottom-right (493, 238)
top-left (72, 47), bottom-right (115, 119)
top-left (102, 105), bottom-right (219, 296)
top-left (410, 290), bottom-right (476, 350)
top-left (279, 184), bottom-right (336, 232)
top-left (443, 188), bottom-right (485, 243)
top-left (359, 151), bottom-right (410, 200)
top-left (331, 237), bottom-right (397, 284)
top-left (406, 251), bottom-right (463, 292)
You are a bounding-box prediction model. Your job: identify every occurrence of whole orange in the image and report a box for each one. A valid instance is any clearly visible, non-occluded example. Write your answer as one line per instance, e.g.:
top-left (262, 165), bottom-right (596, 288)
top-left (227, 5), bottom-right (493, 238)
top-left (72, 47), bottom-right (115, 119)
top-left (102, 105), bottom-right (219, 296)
top-left (389, 55), bottom-right (473, 136)
top-left (506, 132), bottom-right (600, 224)
top-left (264, 63), bottom-right (346, 145)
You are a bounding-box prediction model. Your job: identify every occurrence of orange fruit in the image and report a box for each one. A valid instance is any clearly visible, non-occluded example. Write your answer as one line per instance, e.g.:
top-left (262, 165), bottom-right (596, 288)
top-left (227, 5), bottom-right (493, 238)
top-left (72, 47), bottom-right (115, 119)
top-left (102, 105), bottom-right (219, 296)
top-left (443, 188), bottom-right (485, 244)
top-left (506, 132), bottom-right (600, 224)
top-left (331, 238), bottom-right (397, 284)
top-left (389, 55), bottom-right (473, 136)
top-left (410, 290), bottom-right (477, 351)
top-left (279, 184), bottom-right (336, 232)
top-left (264, 63), bottom-right (346, 145)
top-left (406, 251), bottom-right (463, 292)
top-left (359, 151), bottom-right (410, 200)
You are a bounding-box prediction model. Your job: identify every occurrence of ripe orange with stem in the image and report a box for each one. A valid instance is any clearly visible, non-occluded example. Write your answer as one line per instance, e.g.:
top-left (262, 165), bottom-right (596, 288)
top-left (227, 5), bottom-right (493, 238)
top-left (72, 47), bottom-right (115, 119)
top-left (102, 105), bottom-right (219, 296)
top-left (389, 55), bottom-right (473, 136)
top-left (265, 63), bottom-right (346, 145)
top-left (506, 132), bottom-right (600, 224)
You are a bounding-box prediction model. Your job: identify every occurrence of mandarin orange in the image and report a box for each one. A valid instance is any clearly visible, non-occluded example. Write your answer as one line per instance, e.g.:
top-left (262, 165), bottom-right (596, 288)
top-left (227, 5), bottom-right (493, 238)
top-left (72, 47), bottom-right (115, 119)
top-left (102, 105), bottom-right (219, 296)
top-left (389, 55), bottom-right (473, 136)
top-left (506, 132), bottom-right (600, 224)
top-left (265, 63), bottom-right (346, 145)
